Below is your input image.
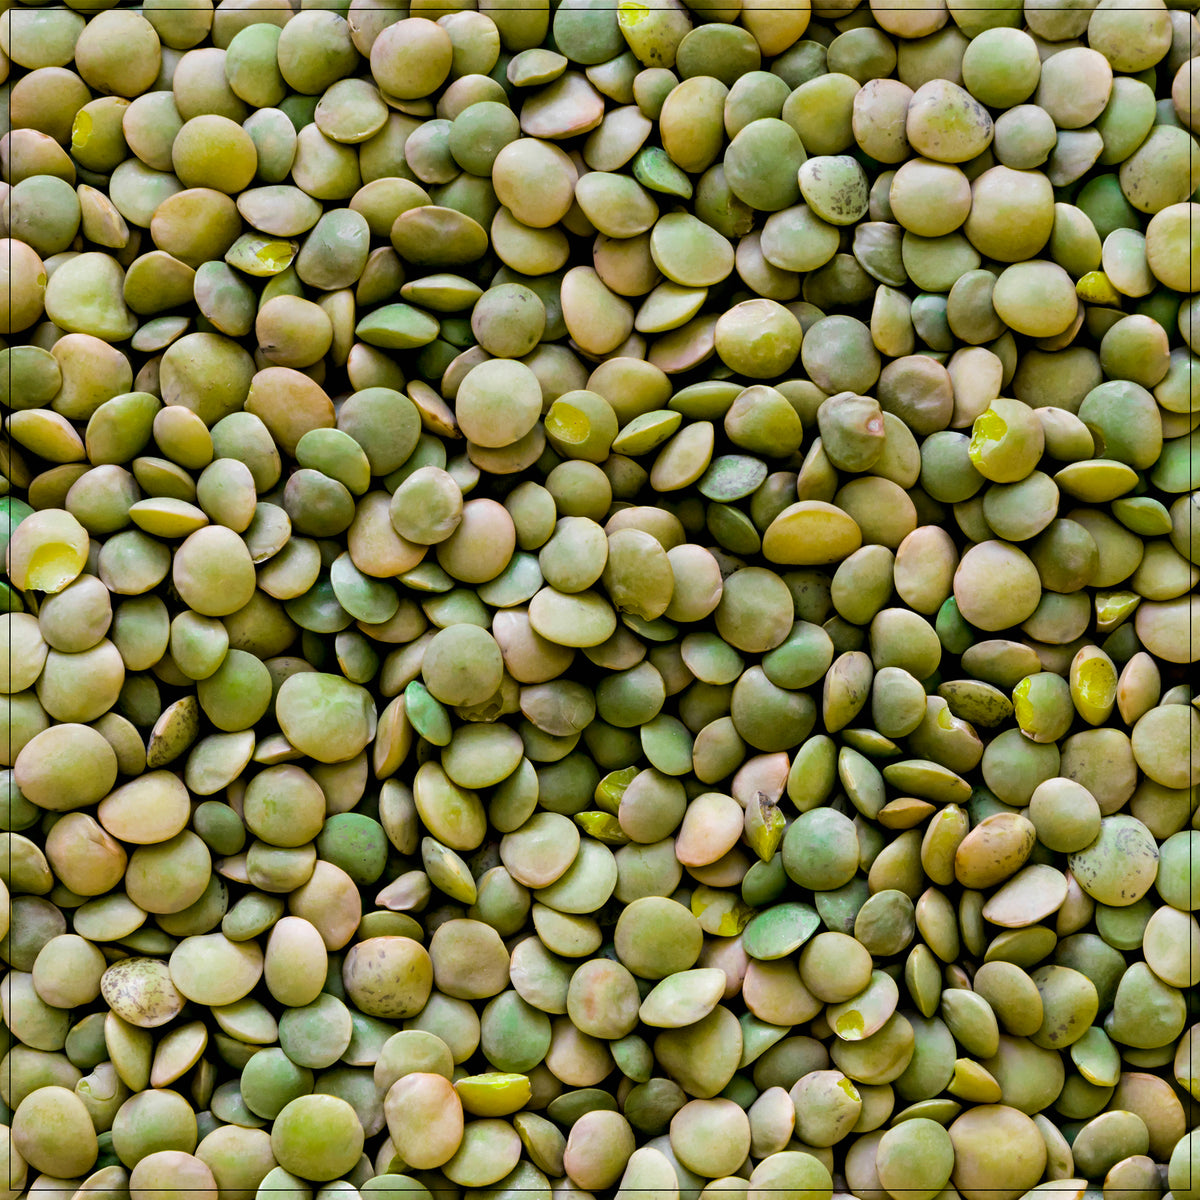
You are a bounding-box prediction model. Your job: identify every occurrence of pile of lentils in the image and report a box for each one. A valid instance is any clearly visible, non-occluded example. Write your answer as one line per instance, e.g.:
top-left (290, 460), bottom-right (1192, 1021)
top-left (2, 0), bottom-right (1200, 1194)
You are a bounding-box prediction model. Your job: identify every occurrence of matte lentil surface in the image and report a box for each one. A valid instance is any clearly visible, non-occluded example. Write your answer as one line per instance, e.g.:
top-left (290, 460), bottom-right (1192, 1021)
top-left (0, 0), bottom-right (1199, 1196)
